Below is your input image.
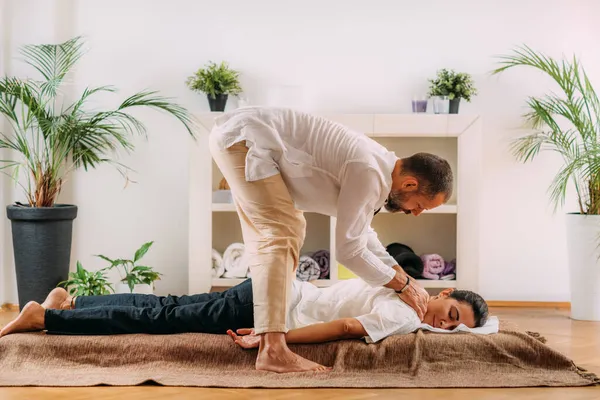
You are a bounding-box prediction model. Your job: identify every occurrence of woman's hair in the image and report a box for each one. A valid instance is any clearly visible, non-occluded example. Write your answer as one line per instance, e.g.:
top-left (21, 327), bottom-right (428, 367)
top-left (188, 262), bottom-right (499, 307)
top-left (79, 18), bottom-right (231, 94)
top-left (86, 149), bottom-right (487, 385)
top-left (449, 290), bottom-right (489, 327)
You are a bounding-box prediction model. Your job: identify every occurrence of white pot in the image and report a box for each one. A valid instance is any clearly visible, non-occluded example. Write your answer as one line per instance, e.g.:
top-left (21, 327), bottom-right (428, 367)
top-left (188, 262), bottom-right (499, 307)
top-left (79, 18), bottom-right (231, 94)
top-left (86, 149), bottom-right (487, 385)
top-left (566, 213), bottom-right (600, 321)
top-left (115, 283), bottom-right (154, 295)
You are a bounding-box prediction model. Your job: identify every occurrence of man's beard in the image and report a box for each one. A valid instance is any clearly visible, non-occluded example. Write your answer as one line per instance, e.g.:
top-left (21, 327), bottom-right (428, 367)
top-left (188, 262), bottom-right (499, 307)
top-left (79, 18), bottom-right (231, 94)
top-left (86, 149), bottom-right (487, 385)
top-left (384, 190), bottom-right (412, 214)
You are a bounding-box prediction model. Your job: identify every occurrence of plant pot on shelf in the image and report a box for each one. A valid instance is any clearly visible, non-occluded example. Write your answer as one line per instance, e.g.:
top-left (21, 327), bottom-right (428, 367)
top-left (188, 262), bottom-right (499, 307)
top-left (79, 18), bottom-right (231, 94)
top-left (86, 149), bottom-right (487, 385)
top-left (566, 213), bottom-right (600, 321)
top-left (449, 98), bottom-right (461, 114)
top-left (207, 94), bottom-right (229, 112)
top-left (6, 204), bottom-right (78, 310)
top-left (116, 282), bottom-right (154, 294)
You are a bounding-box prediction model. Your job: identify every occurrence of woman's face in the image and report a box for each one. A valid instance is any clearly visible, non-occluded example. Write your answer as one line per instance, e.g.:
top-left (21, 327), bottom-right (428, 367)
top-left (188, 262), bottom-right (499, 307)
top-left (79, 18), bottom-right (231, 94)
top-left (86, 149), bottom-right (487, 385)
top-left (422, 289), bottom-right (476, 330)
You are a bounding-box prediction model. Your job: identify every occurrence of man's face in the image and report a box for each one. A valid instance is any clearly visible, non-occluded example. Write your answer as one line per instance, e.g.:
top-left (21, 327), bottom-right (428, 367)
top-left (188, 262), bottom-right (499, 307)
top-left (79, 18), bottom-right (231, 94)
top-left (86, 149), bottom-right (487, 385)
top-left (421, 289), bottom-right (476, 330)
top-left (384, 189), bottom-right (446, 216)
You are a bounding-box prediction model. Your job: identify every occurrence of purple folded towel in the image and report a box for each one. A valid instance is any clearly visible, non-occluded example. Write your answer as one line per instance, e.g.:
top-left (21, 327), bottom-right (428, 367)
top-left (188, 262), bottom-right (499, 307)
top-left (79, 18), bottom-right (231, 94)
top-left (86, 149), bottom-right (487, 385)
top-left (421, 253), bottom-right (445, 280)
top-left (311, 249), bottom-right (330, 279)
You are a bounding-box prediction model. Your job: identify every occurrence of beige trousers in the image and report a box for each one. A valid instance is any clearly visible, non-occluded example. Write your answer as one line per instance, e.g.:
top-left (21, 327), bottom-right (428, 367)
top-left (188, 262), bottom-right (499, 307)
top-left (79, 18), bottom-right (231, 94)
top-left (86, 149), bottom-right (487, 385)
top-left (209, 138), bottom-right (306, 334)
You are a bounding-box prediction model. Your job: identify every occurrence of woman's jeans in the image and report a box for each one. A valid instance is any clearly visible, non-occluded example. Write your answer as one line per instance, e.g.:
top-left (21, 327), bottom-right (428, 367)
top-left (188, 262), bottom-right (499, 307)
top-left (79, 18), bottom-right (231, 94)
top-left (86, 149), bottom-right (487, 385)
top-left (44, 279), bottom-right (254, 335)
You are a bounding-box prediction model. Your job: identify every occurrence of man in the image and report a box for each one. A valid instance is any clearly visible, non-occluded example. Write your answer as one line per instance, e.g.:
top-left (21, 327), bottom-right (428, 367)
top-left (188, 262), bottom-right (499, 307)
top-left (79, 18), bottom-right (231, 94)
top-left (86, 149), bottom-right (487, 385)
top-left (209, 106), bottom-right (454, 373)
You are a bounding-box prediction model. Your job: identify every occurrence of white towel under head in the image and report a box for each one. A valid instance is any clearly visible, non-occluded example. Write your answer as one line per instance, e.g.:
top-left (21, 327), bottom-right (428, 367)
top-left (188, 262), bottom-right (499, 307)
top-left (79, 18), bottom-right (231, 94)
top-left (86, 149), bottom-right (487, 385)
top-left (417, 316), bottom-right (499, 335)
top-left (211, 249), bottom-right (225, 278)
top-left (222, 243), bottom-right (249, 278)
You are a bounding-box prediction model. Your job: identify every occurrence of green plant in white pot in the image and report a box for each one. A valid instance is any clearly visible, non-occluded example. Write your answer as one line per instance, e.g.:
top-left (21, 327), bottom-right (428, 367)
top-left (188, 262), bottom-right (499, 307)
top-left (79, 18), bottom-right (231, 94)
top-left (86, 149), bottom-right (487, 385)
top-left (492, 45), bottom-right (600, 321)
top-left (0, 36), bottom-right (195, 309)
top-left (186, 61), bottom-right (242, 112)
top-left (428, 69), bottom-right (477, 114)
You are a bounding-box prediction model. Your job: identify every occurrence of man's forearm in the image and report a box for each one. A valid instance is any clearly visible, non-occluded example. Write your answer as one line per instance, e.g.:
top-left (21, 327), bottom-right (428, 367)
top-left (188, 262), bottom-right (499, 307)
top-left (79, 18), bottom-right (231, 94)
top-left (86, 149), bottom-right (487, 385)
top-left (285, 319), bottom-right (367, 344)
top-left (383, 265), bottom-right (411, 292)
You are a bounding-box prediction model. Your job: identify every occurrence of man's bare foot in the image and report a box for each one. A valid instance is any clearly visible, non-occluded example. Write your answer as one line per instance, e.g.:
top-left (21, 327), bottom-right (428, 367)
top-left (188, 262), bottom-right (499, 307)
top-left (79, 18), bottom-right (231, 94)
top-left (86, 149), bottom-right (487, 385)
top-left (41, 288), bottom-right (70, 310)
top-left (255, 332), bottom-right (331, 373)
top-left (0, 301), bottom-right (45, 338)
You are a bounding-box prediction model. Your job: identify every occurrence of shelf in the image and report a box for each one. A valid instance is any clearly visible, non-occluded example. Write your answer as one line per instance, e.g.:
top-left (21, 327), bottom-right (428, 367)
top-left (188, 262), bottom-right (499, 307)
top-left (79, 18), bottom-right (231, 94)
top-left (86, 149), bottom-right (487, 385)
top-left (212, 203), bottom-right (237, 212)
top-left (377, 204), bottom-right (457, 214)
top-left (211, 278), bottom-right (334, 288)
top-left (214, 203), bottom-right (457, 214)
top-left (212, 278), bottom-right (456, 289)
top-left (416, 279), bottom-right (457, 288)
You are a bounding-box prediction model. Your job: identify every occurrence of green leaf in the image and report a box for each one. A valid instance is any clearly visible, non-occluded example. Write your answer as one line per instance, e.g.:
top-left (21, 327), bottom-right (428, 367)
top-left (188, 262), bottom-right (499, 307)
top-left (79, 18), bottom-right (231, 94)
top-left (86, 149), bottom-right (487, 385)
top-left (96, 254), bottom-right (114, 264)
top-left (492, 45), bottom-right (600, 215)
top-left (134, 241), bottom-right (153, 262)
top-left (0, 36), bottom-right (196, 208)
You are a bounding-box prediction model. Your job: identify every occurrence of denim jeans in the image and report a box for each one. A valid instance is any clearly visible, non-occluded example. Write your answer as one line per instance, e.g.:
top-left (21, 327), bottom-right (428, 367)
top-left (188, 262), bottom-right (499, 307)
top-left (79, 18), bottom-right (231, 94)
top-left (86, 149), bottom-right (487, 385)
top-left (44, 279), bottom-right (254, 335)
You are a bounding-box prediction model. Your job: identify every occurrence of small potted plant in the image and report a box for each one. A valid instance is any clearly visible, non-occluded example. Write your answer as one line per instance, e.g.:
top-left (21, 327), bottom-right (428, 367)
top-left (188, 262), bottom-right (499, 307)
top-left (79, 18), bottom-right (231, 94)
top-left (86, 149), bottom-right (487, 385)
top-left (58, 262), bottom-right (114, 296)
top-left (428, 69), bottom-right (477, 114)
top-left (186, 61), bottom-right (243, 111)
top-left (98, 241), bottom-right (162, 294)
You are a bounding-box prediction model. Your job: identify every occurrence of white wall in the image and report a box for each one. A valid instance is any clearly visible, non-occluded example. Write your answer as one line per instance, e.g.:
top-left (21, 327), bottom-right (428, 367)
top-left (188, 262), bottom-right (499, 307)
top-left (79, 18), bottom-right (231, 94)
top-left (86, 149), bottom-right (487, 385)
top-left (2, 0), bottom-right (598, 302)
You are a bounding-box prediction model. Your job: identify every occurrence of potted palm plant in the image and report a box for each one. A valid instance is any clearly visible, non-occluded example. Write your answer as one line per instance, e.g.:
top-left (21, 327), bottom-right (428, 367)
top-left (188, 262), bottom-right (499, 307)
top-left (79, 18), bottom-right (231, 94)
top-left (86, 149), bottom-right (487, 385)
top-left (428, 69), bottom-right (477, 114)
top-left (0, 36), bottom-right (195, 310)
top-left (186, 61), bottom-right (243, 111)
top-left (492, 45), bottom-right (600, 321)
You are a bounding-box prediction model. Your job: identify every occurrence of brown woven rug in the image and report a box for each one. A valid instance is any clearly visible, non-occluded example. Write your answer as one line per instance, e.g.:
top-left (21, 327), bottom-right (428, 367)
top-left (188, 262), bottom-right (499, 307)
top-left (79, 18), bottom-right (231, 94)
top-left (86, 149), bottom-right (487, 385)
top-left (0, 328), bottom-right (598, 388)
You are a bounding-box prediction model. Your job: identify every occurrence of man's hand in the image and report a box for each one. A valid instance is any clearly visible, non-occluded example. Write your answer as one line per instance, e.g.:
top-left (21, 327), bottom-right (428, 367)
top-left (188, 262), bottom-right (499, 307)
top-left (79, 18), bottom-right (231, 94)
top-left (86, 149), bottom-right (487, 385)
top-left (227, 328), bottom-right (260, 349)
top-left (384, 265), bottom-right (429, 320)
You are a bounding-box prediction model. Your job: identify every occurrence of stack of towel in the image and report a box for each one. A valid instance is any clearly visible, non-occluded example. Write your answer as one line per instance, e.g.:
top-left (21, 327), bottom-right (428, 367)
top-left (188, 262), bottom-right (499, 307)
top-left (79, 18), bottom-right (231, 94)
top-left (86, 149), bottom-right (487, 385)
top-left (212, 245), bottom-right (331, 282)
top-left (212, 243), bottom-right (249, 278)
top-left (420, 254), bottom-right (456, 280)
top-left (296, 249), bottom-right (330, 282)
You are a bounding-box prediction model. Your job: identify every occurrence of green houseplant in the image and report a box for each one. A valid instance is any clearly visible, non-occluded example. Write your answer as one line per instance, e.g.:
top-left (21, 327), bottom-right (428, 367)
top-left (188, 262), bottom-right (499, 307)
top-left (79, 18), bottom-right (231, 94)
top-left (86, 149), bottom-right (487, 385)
top-left (0, 36), bottom-right (195, 309)
top-left (186, 61), bottom-right (242, 112)
top-left (491, 45), bottom-right (600, 321)
top-left (98, 241), bottom-right (162, 293)
top-left (58, 261), bottom-right (114, 296)
top-left (428, 69), bottom-right (477, 114)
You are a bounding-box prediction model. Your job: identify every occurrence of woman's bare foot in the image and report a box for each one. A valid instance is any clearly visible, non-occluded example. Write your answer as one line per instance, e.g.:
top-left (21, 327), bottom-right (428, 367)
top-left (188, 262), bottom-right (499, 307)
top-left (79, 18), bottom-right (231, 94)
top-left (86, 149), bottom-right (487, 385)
top-left (255, 332), bottom-right (331, 373)
top-left (41, 288), bottom-right (71, 310)
top-left (0, 301), bottom-right (45, 337)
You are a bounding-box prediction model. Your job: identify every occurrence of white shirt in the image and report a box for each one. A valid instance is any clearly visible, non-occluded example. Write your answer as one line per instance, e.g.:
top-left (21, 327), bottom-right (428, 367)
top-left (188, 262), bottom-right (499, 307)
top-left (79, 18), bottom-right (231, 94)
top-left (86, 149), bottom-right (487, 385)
top-left (211, 107), bottom-right (399, 286)
top-left (288, 279), bottom-right (421, 343)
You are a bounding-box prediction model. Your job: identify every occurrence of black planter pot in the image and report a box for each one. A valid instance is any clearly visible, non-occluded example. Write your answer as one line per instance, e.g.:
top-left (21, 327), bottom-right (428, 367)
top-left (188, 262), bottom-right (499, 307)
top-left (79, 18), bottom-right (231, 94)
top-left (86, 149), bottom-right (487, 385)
top-left (207, 94), bottom-right (228, 112)
top-left (6, 204), bottom-right (78, 310)
top-left (449, 98), bottom-right (461, 114)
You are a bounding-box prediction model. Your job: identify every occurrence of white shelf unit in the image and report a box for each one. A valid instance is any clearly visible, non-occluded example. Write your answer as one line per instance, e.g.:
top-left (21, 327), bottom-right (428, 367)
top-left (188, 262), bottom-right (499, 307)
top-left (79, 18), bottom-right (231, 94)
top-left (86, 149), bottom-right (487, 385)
top-left (189, 113), bottom-right (482, 294)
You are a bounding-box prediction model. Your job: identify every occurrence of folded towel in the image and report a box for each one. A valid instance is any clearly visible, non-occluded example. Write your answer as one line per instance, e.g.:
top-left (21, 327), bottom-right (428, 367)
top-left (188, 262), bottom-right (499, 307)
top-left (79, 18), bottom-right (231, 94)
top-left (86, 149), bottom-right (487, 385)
top-left (442, 258), bottom-right (456, 279)
top-left (296, 255), bottom-right (321, 282)
top-left (417, 316), bottom-right (499, 335)
top-left (222, 243), bottom-right (249, 278)
top-left (211, 249), bottom-right (225, 278)
top-left (310, 249), bottom-right (330, 279)
top-left (385, 242), bottom-right (423, 279)
top-left (421, 253), bottom-right (445, 280)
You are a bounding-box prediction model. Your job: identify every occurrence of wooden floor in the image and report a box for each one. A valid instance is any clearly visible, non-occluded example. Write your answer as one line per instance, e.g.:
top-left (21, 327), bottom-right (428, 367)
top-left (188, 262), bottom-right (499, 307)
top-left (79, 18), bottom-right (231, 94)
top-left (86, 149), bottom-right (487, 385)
top-left (1, 307), bottom-right (599, 399)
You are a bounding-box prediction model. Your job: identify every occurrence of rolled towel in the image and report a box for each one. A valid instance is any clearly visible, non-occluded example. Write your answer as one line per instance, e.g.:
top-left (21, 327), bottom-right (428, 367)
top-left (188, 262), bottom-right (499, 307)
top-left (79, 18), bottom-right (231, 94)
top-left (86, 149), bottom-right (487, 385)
top-left (441, 258), bottom-right (456, 280)
top-left (222, 243), bottom-right (249, 278)
top-left (385, 243), bottom-right (424, 279)
top-left (296, 255), bottom-right (321, 282)
top-left (311, 249), bottom-right (330, 279)
top-left (212, 248), bottom-right (225, 278)
top-left (420, 253), bottom-right (445, 280)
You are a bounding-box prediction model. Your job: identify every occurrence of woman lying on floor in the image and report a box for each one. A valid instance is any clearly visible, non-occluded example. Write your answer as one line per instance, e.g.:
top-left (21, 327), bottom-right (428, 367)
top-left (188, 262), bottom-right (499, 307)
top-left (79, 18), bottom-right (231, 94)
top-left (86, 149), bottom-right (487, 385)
top-left (0, 278), bottom-right (488, 354)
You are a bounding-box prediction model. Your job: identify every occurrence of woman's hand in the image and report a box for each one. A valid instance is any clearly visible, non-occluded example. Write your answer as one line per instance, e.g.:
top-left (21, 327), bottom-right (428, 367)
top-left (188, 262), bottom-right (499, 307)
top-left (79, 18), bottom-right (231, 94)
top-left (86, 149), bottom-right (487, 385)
top-left (227, 328), bottom-right (260, 349)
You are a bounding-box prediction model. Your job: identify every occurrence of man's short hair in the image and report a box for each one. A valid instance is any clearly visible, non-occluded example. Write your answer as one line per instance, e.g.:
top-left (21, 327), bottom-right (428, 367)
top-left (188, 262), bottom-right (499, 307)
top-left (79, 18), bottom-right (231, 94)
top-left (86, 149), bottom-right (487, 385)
top-left (449, 290), bottom-right (489, 328)
top-left (400, 152), bottom-right (453, 201)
